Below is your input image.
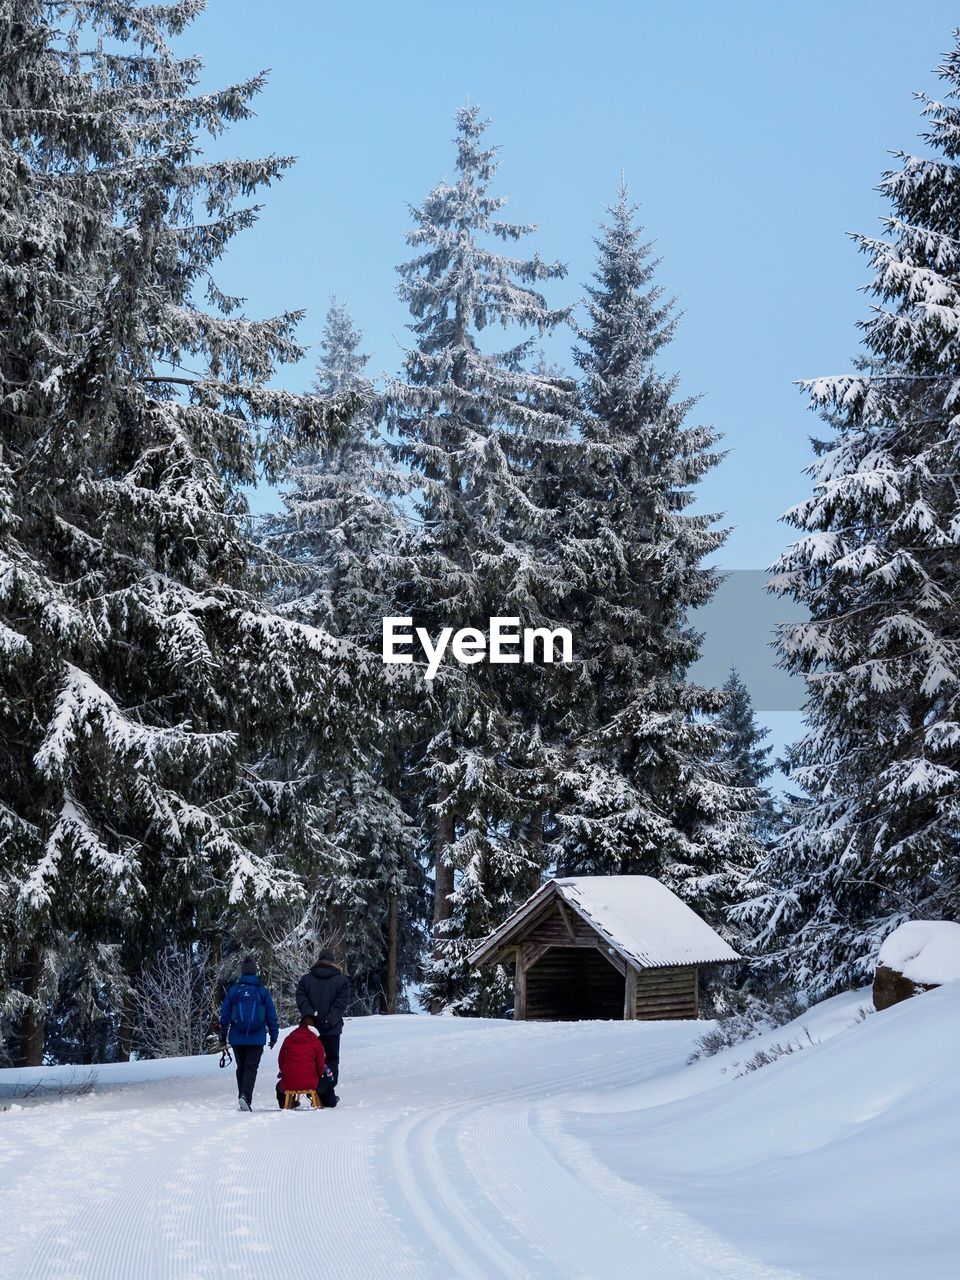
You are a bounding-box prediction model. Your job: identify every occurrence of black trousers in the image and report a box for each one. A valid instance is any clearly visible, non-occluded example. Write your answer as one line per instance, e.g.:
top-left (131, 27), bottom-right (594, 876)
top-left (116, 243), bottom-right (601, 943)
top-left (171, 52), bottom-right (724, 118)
top-left (233, 1044), bottom-right (263, 1104)
top-left (319, 1034), bottom-right (340, 1085)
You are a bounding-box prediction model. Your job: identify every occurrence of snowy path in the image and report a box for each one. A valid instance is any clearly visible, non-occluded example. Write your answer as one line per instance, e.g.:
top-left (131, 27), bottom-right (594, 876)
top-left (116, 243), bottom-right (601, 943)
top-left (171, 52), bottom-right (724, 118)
top-left (0, 1016), bottom-right (796, 1280)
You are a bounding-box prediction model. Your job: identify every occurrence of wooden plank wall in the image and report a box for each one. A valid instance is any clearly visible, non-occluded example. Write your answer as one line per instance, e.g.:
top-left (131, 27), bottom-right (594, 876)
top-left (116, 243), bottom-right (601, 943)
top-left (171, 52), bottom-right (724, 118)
top-left (633, 965), bottom-right (698, 1020)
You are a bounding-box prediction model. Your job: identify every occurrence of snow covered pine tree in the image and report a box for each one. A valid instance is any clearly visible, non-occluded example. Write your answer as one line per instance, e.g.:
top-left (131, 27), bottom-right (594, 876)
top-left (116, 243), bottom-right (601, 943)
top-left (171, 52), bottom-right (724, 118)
top-left (737, 39), bottom-right (960, 998)
top-left (715, 668), bottom-right (780, 847)
top-left (555, 185), bottom-right (755, 944)
top-left (386, 107), bottom-right (578, 1012)
top-left (262, 298), bottom-right (420, 1013)
top-left (0, 1), bottom-right (357, 1064)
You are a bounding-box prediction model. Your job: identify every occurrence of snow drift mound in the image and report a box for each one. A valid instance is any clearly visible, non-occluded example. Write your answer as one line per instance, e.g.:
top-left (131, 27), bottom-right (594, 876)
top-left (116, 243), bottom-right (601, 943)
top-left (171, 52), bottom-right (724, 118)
top-left (564, 980), bottom-right (960, 1280)
top-left (877, 919), bottom-right (960, 986)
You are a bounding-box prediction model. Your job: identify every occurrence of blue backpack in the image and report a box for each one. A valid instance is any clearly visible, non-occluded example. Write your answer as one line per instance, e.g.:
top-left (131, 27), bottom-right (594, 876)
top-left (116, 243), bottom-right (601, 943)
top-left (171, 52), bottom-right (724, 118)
top-left (231, 984), bottom-right (266, 1036)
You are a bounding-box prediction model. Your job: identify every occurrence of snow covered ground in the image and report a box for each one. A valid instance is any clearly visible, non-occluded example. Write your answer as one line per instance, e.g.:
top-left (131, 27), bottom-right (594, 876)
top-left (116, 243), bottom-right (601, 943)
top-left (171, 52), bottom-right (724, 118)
top-left (1, 983), bottom-right (957, 1279)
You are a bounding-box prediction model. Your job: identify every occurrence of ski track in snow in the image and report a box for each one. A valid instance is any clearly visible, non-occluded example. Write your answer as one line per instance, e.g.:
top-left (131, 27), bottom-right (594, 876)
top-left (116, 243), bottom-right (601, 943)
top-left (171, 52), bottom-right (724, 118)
top-left (0, 1019), bottom-right (797, 1280)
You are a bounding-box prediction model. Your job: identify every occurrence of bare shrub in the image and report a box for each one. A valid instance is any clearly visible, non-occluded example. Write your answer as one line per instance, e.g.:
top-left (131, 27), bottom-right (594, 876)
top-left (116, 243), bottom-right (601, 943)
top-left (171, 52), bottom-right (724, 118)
top-left (49, 1067), bottom-right (97, 1097)
top-left (1, 1068), bottom-right (96, 1109)
top-left (226, 905), bottom-right (346, 1025)
top-left (688, 989), bottom-right (810, 1064)
top-left (736, 1025), bottom-right (819, 1076)
top-left (7, 1078), bottom-right (42, 1101)
top-left (132, 946), bottom-right (214, 1059)
top-left (690, 1024), bottom-right (740, 1060)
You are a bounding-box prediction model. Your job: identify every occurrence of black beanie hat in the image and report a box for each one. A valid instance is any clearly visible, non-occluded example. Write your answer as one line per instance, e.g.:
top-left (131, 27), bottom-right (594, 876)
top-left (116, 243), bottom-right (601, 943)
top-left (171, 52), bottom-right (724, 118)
top-left (315, 948), bottom-right (336, 964)
top-left (241, 956), bottom-right (258, 976)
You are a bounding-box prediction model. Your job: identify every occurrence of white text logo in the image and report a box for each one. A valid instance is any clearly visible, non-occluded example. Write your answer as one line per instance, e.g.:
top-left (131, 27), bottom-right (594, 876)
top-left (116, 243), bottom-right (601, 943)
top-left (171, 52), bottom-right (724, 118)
top-left (382, 617), bottom-right (573, 680)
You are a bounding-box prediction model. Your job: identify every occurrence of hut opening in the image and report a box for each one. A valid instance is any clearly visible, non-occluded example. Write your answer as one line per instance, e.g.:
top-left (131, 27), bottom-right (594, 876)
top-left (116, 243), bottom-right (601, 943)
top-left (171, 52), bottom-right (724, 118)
top-left (527, 946), bottom-right (625, 1021)
top-left (468, 875), bottom-right (740, 1022)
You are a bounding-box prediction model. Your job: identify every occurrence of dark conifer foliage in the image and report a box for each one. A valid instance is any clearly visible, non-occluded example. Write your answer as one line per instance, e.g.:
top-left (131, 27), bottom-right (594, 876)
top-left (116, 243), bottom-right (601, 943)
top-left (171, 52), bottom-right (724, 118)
top-left (262, 298), bottom-right (420, 1012)
top-left (714, 666), bottom-right (782, 852)
top-left (716, 669), bottom-right (775, 794)
top-left (554, 186), bottom-right (754, 941)
top-left (0, 0), bottom-right (358, 1062)
top-left (385, 107), bottom-right (577, 1010)
top-left (0, 4), bottom-right (809, 1049)
top-left (739, 38), bottom-right (960, 997)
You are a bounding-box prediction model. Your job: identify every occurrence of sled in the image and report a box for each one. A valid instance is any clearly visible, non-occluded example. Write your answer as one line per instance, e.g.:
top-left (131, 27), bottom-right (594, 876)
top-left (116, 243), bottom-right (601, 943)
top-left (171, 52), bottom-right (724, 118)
top-left (283, 1089), bottom-right (322, 1110)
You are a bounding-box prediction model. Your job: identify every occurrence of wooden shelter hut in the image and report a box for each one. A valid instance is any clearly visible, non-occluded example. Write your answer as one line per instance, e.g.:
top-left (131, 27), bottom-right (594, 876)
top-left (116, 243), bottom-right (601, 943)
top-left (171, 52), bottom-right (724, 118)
top-left (469, 876), bottom-right (740, 1021)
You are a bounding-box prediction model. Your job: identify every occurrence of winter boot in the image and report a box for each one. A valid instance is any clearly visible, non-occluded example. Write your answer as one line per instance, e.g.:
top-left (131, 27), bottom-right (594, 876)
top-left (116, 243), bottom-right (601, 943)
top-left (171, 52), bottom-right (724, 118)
top-left (238, 1096), bottom-right (251, 1112)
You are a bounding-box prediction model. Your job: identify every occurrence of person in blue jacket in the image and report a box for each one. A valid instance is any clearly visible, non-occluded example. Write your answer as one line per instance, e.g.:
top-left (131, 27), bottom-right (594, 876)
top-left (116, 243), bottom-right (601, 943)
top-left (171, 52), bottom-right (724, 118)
top-left (219, 957), bottom-right (279, 1111)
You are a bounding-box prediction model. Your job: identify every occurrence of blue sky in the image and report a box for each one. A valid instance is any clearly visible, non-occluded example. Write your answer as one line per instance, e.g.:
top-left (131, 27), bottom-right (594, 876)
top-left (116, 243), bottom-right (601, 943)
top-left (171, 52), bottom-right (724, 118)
top-left (182, 1), bottom-right (957, 759)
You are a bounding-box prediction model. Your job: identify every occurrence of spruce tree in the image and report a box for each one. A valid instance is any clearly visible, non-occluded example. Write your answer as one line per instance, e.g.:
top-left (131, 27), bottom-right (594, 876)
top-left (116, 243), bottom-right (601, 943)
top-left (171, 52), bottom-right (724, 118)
top-left (715, 667), bottom-right (781, 846)
top-left (386, 106), bottom-right (576, 1010)
top-left (0, 1), bottom-right (356, 1062)
top-left (268, 298), bottom-right (404, 638)
top-left (716, 669), bottom-right (774, 791)
top-left (555, 186), bottom-right (753, 940)
top-left (263, 298), bottom-right (418, 1011)
top-left (738, 39), bottom-right (960, 997)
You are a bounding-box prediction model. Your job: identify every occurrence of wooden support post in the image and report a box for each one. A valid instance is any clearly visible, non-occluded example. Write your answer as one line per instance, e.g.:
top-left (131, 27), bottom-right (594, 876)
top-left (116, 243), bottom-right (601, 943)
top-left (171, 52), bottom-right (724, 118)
top-left (623, 966), bottom-right (638, 1021)
top-left (514, 946), bottom-right (527, 1021)
top-left (693, 965), bottom-right (700, 1018)
top-left (523, 942), bottom-right (551, 971)
top-left (593, 943), bottom-right (627, 977)
top-left (556, 900), bottom-right (578, 943)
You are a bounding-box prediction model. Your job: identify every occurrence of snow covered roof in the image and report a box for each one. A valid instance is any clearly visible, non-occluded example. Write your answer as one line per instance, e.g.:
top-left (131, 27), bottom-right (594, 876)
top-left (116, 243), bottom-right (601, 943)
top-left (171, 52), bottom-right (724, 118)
top-left (877, 921), bottom-right (960, 987)
top-left (469, 875), bottom-right (740, 971)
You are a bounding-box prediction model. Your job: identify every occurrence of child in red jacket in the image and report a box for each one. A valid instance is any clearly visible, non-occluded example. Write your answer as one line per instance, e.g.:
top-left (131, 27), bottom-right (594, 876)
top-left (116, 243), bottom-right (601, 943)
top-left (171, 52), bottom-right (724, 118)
top-left (276, 1015), bottom-right (338, 1109)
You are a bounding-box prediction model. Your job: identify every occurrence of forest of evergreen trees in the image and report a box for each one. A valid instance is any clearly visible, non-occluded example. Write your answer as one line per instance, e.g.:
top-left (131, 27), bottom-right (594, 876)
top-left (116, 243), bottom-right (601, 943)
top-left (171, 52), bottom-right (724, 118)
top-left (2, 2), bottom-right (959, 1066)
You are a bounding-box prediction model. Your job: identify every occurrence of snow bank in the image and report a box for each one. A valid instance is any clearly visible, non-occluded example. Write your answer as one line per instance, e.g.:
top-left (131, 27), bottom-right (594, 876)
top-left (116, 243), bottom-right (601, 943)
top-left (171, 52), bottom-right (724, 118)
top-left (877, 919), bottom-right (960, 985)
top-left (562, 982), bottom-right (960, 1280)
top-left (0, 1050), bottom-right (221, 1095)
top-left (568, 987), bottom-right (872, 1112)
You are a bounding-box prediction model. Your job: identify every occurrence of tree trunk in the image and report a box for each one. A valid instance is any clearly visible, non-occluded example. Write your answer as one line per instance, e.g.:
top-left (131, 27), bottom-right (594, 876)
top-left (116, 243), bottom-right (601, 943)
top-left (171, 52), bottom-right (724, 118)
top-left (432, 774), bottom-right (455, 931)
top-left (116, 984), bottom-right (135, 1063)
top-left (433, 822), bottom-right (455, 930)
top-left (527, 809), bottom-right (544, 892)
top-left (430, 779), bottom-right (456, 1014)
top-left (382, 890), bottom-right (399, 1015)
top-left (18, 943), bottom-right (45, 1067)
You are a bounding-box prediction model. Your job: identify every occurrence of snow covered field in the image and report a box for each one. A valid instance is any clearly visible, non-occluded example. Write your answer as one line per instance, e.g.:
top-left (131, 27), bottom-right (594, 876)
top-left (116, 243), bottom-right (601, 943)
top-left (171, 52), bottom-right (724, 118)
top-left (1, 985), bottom-right (957, 1280)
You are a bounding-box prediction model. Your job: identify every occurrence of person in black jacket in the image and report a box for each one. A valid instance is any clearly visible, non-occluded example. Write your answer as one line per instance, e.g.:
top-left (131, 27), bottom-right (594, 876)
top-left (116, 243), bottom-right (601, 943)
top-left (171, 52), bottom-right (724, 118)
top-left (295, 949), bottom-right (350, 1086)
